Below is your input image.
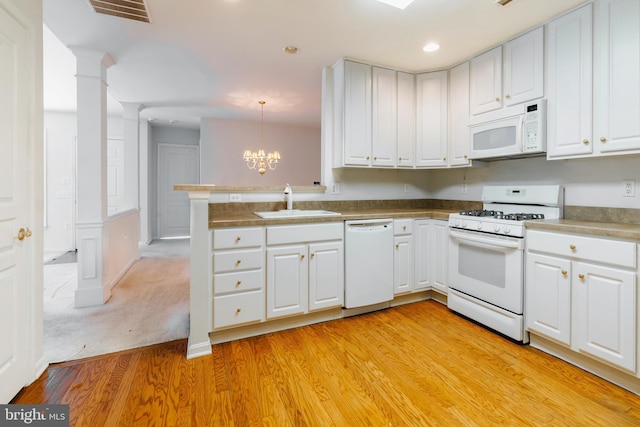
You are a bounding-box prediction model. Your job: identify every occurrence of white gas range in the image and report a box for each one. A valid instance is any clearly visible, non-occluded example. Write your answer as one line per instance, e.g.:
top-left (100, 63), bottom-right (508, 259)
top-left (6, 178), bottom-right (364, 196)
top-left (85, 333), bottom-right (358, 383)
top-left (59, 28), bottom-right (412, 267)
top-left (447, 185), bottom-right (564, 342)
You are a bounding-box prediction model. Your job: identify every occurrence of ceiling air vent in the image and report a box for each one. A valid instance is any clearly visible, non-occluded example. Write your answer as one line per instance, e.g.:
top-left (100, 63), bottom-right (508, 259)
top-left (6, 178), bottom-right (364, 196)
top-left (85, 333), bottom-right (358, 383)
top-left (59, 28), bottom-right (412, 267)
top-left (87, 0), bottom-right (150, 23)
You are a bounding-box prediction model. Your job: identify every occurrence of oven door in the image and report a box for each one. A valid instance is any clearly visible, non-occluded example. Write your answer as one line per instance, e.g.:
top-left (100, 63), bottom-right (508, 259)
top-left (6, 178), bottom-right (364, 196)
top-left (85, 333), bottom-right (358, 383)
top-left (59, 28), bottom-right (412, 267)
top-left (448, 229), bottom-right (524, 314)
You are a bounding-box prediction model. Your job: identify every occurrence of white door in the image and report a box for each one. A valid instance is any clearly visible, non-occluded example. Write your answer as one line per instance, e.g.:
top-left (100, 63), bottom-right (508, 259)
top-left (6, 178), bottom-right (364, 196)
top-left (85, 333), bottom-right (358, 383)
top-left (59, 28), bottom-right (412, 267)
top-left (267, 245), bottom-right (308, 319)
top-left (157, 143), bottom-right (199, 238)
top-left (0, 2), bottom-right (32, 404)
top-left (371, 66), bottom-right (396, 167)
top-left (415, 71), bottom-right (448, 167)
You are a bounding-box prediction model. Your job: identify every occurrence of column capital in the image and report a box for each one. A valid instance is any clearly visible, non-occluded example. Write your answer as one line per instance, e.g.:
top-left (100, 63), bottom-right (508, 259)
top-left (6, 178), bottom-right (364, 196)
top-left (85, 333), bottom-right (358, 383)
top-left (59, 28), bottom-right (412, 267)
top-left (69, 47), bottom-right (115, 80)
top-left (121, 102), bottom-right (144, 120)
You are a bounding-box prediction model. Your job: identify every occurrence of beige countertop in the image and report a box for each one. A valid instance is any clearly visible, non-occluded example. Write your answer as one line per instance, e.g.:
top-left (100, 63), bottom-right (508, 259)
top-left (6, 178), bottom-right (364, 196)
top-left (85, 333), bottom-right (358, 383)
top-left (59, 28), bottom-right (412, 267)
top-left (209, 208), bottom-right (456, 228)
top-left (526, 219), bottom-right (640, 241)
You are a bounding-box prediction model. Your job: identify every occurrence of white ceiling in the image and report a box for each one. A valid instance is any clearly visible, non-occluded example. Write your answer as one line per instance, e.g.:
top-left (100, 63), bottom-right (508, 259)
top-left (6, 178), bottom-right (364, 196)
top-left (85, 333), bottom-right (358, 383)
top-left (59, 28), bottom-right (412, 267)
top-left (43, 0), bottom-right (586, 128)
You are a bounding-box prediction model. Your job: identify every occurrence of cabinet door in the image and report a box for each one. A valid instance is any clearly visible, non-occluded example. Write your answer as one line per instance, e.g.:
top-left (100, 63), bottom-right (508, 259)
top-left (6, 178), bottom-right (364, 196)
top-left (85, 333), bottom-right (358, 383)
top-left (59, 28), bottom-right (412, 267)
top-left (573, 261), bottom-right (636, 372)
top-left (546, 4), bottom-right (593, 158)
top-left (503, 27), bottom-right (544, 107)
top-left (372, 67), bottom-right (396, 167)
top-left (431, 221), bottom-right (449, 294)
top-left (396, 71), bottom-right (415, 167)
top-left (594, 0), bottom-right (640, 155)
top-left (414, 220), bottom-right (431, 290)
top-left (267, 245), bottom-right (308, 319)
top-left (343, 61), bottom-right (372, 166)
top-left (394, 234), bottom-right (414, 294)
top-left (309, 241), bottom-right (344, 311)
top-left (525, 253), bottom-right (572, 346)
top-left (448, 61), bottom-right (471, 166)
top-left (470, 46), bottom-right (502, 115)
top-left (416, 71), bottom-right (448, 167)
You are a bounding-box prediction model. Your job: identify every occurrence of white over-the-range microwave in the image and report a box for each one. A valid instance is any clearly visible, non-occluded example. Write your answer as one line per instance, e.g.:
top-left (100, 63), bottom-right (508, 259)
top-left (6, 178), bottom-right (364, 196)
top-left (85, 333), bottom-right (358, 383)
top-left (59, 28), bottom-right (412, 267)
top-left (468, 99), bottom-right (546, 160)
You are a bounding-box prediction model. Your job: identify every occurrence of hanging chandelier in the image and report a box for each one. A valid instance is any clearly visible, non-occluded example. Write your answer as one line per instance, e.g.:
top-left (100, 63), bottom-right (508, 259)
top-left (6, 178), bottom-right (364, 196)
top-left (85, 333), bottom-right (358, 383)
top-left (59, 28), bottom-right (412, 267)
top-left (243, 100), bottom-right (281, 175)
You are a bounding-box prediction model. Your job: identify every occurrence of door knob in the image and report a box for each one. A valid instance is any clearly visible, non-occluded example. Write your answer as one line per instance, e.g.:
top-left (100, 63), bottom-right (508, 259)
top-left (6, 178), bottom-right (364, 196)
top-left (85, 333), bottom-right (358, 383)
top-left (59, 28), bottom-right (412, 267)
top-left (17, 228), bottom-right (26, 241)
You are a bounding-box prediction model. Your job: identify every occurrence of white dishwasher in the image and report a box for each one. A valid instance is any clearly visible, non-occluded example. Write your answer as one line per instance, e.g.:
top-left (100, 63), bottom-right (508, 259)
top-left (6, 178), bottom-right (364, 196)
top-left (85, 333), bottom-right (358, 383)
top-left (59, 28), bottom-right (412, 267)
top-left (344, 219), bottom-right (394, 309)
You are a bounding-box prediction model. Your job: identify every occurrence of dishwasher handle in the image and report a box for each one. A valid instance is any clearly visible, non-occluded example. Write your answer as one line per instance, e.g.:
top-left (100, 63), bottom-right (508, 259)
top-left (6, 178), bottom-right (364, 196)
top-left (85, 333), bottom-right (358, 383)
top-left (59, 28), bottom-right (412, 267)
top-left (346, 219), bottom-right (393, 231)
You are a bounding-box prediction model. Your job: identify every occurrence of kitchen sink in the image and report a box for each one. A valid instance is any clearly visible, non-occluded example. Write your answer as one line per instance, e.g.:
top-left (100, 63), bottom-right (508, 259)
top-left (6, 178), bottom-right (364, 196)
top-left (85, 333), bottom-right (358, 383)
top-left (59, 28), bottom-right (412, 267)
top-left (254, 209), bottom-right (342, 219)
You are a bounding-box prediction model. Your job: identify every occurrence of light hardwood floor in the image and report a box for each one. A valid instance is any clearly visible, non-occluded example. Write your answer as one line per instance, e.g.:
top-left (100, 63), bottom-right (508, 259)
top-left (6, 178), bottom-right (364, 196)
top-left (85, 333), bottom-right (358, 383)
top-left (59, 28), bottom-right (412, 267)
top-left (13, 300), bottom-right (640, 426)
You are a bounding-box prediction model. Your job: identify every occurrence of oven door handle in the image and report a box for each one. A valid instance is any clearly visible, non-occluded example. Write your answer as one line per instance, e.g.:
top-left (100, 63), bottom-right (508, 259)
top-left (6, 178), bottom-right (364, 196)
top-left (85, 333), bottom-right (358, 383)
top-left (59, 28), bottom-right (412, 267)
top-left (450, 230), bottom-right (522, 250)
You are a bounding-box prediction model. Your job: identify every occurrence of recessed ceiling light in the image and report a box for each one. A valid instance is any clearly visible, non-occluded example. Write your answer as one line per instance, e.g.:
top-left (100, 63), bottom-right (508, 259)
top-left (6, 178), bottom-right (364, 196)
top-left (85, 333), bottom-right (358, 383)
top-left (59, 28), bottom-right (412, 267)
top-left (423, 42), bottom-right (440, 52)
top-left (283, 46), bottom-right (299, 55)
top-left (377, 0), bottom-right (415, 10)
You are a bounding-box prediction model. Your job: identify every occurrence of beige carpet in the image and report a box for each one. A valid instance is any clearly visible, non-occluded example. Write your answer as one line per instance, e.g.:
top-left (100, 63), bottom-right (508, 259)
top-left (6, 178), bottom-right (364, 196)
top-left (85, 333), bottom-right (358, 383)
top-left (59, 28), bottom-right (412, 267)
top-left (44, 256), bottom-right (190, 363)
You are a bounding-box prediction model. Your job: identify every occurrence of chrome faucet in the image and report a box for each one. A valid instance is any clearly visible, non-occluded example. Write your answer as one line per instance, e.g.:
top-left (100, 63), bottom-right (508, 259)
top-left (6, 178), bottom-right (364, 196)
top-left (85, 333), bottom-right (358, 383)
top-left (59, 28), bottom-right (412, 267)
top-left (284, 183), bottom-right (293, 210)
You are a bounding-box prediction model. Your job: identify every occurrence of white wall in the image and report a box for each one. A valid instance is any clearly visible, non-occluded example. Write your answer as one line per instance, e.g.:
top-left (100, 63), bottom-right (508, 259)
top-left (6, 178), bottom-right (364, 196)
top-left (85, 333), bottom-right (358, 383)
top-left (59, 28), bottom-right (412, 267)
top-left (200, 118), bottom-right (321, 186)
top-left (428, 155), bottom-right (640, 208)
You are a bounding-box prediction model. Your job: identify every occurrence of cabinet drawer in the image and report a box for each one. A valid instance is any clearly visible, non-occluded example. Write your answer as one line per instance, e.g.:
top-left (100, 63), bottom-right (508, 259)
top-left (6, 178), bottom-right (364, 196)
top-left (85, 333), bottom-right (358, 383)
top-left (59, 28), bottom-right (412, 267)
top-left (213, 290), bottom-right (264, 329)
top-left (527, 230), bottom-right (636, 269)
top-left (394, 219), bottom-right (413, 235)
top-left (267, 222), bottom-right (343, 245)
top-left (213, 227), bottom-right (264, 249)
top-left (213, 248), bottom-right (264, 273)
top-left (214, 270), bottom-right (264, 295)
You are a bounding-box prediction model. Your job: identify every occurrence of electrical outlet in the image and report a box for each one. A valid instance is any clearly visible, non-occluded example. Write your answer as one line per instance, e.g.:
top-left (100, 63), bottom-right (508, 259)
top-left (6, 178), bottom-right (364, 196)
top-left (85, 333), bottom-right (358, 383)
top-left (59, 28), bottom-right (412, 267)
top-left (331, 183), bottom-right (341, 194)
top-left (623, 180), bottom-right (636, 197)
top-left (229, 193), bottom-right (242, 202)
top-left (461, 183), bottom-right (468, 194)
top-left (404, 184), bottom-right (409, 193)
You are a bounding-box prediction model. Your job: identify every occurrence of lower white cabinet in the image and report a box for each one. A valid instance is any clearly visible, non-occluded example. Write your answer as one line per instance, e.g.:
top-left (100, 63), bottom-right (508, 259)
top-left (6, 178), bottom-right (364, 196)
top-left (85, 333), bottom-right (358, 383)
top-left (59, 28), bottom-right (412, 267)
top-left (526, 229), bottom-right (637, 372)
top-left (266, 222), bottom-right (344, 319)
top-left (212, 226), bottom-right (266, 330)
top-left (415, 219), bottom-right (449, 293)
top-left (393, 219), bottom-right (414, 295)
top-left (393, 218), bottom-right (449, 295)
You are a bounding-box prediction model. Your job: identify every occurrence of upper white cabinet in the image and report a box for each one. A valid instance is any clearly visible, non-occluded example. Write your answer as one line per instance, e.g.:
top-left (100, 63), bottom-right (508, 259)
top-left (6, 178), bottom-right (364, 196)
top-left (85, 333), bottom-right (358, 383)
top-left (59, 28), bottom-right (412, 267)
top-left (333, 60), bottom-right (371, 166)
top-left (448, 61), bottom-right (471, 167)
top-left (416, 71), bottom-right (448, 168)
top-left (470, 27), bottom-right (544, 116)
top-left (372, 66), bottom-right (397, 167)
top-left (396, 71), bottom-right (416, 167)
top-left (546, 4), bottom-right (593, 158)
top-left (593, 0), bottom-right (640, 156)
top-left (548, 0), bottom-right (640, 159)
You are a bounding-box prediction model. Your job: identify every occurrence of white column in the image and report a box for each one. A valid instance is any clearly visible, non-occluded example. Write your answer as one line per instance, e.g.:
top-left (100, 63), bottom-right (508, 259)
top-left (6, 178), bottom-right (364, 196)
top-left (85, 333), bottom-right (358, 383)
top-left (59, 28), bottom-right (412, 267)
top-left (71, 48), bottom-right (114, 307)
top-left (121, 102), bottom-right (142, 211)
top-left (139, 120), bottom-right (151, 245)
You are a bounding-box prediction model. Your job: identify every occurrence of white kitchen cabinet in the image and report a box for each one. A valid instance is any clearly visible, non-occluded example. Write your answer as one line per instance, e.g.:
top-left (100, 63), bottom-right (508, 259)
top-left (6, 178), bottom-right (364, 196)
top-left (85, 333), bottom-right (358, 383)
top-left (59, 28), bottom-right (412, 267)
top-left (415, 219), bottom-right (448, 293)
top-left (332, 59), bottom-right (371, 167)
top-left (470, 27), bottom-right (544, 116)
top-left (372, 66), bottom-right (397, 167)
top-left (503, 26), bottom-right (544, 107)
top-left (212, 226), bottom-right (265, 330)
top-left (546, 4), bottom-right (593, 158)
top-left (448, 61), bottom-right (471, 167)
top-left (393, 219), bottom-right (414, 295)
top-left (308, 241), bottom-right (344, 311)
top-left (396, 71), bottom-right (416, 167)
top-left (470, 46), bottom-right (502, 115)
top-left (416, 71), bottom-right (448, 168)
top-left (526, 229), bottom-right (637, 373)
top-left (266, 222), bottom-right (344, 319)
top-left (593, 0), bottom-right (640, 156)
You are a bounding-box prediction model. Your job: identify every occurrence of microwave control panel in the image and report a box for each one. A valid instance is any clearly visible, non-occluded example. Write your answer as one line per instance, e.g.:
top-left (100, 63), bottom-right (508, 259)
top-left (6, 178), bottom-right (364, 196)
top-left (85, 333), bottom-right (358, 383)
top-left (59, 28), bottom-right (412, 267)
top-left (523, 99), bottom-right (546, 152)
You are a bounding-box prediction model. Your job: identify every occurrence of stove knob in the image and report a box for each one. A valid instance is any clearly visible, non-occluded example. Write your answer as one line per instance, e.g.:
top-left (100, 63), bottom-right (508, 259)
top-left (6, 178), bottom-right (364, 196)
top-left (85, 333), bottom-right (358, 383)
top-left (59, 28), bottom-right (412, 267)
top-left (494, 225), bottom-right (501, 233)
top-left (477, 223), bottom-right (483, 230)
top-left (461, 221), bottom-right (467, 228)
top-left (504, 226), bottom-right (511, 234)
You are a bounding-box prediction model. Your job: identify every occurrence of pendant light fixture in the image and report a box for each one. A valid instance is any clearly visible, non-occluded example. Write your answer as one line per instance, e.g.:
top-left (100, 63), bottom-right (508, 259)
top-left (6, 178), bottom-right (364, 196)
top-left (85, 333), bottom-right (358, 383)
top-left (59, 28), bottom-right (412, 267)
top-left (243, 100), bottom-right (281, 175)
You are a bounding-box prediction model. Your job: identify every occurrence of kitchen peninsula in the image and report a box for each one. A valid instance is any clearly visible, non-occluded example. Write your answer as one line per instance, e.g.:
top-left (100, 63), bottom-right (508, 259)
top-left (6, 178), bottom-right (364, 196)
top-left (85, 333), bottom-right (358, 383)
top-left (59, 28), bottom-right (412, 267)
top-left (174, 184), bottom-right (478, 359)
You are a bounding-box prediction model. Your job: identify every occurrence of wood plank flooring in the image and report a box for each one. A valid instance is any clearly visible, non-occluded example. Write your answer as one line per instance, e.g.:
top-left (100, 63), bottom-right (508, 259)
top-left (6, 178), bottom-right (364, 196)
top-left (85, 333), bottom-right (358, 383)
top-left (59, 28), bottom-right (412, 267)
top-left (12, 300), bottom-right (640, 426)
